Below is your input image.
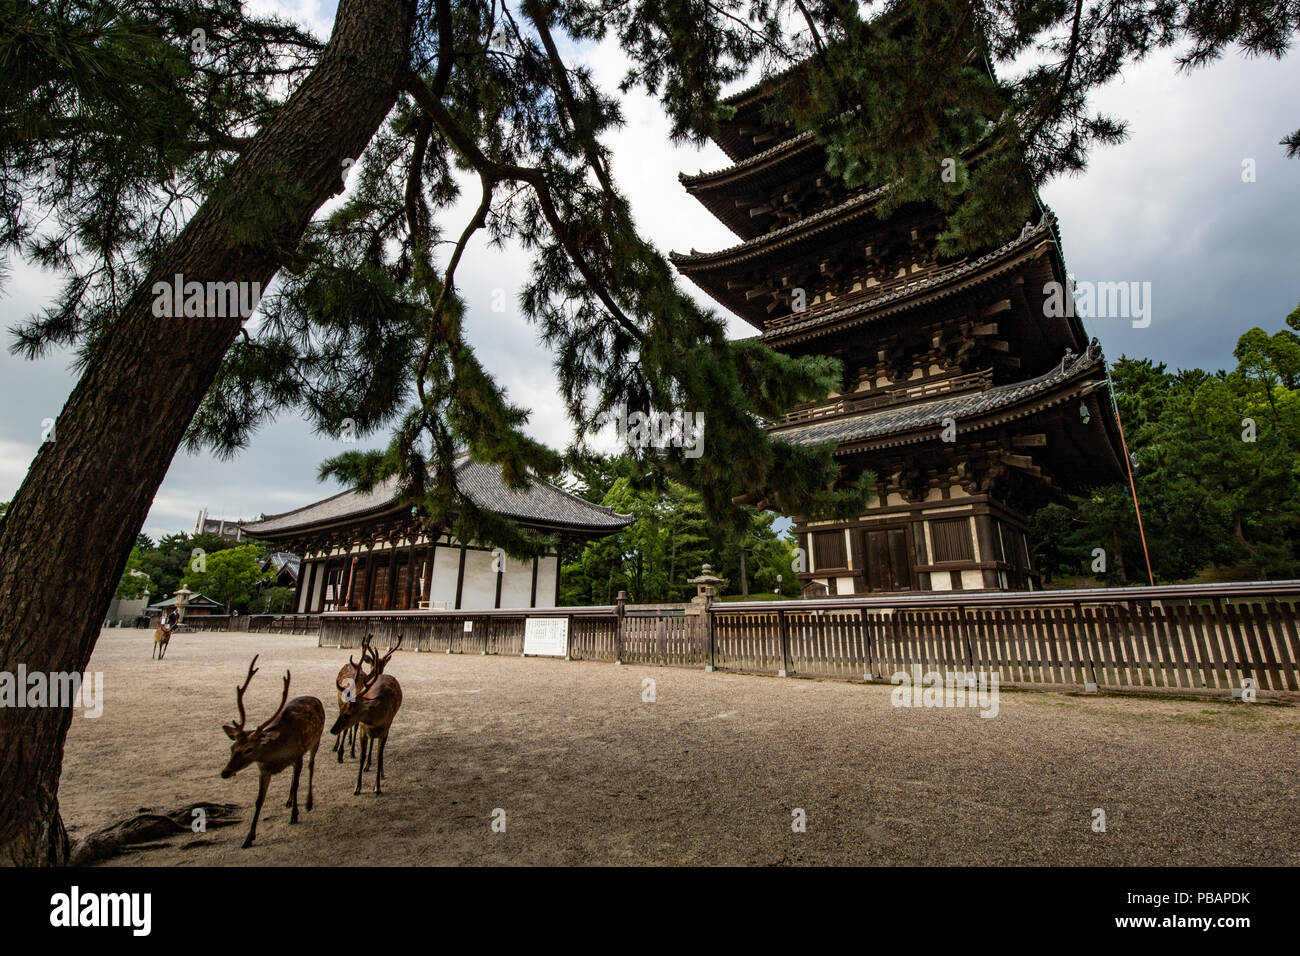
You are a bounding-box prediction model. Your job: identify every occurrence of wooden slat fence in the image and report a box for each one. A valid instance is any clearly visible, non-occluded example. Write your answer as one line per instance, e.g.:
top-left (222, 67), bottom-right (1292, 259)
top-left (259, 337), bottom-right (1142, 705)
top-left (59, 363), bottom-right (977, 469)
top-left (311, 582), bottom-right (1300, 696)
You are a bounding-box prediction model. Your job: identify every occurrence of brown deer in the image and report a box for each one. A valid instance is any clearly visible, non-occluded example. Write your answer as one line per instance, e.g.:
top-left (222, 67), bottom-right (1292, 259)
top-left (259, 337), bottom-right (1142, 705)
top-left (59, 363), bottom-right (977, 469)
top-left (334, 635), bottom-right (377, 762)
top-left (330, 634), bottom-right (403, 795)
top-left (151, 625), bottom-right (170, 660)
top-left (220, 656), bottom-right (325, 848)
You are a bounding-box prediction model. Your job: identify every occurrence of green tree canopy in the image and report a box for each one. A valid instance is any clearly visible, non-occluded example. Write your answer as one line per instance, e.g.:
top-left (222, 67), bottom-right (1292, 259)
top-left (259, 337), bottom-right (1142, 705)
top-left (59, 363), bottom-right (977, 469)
top-left (1033, 304), bottom-right (1300, 585)
top-left (180, 543), bottom-right (273, 612)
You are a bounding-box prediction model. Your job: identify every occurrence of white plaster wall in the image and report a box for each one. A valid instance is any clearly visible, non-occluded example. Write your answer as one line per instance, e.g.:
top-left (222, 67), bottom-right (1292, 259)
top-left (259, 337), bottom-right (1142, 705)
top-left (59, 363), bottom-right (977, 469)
top-left (429, 545), bottom-right (461, 608)
top-left (498, 554), bottom-right (534, 609)
top-left (961, 569), bottom-right (985, 590)
top-left (459, 548), bottom-right (498, 609)
top-left (534, 555), bottom-right (558, 608)
top-left (297, 563), bottom-right (315, 612)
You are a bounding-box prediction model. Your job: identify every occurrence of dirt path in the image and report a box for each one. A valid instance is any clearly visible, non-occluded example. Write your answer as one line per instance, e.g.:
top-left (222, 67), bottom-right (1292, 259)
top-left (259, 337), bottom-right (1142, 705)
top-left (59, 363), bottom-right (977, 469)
top-left (60, 628), bottom-right (1300, 865)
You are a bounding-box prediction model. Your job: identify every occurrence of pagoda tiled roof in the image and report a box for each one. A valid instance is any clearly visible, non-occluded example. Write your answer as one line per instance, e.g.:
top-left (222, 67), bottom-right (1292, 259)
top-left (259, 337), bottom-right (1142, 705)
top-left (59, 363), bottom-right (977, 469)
top-left (760, 219), bottom-right (1057, 342)
top-left (671, 182), bottom-right (892, 270)
top-left (770, 342), bottom-right (1109, 451)
top-left (679, 131), bottom-right (817, 188)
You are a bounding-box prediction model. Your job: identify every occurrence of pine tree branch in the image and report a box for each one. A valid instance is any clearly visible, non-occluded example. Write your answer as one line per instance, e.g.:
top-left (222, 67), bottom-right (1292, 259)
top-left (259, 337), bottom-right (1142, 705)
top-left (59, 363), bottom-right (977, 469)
top-left (523, 0), bottom-right (615, 196)
top-left (400, 70), bottom-right (645, 344)
top-left (1023, 0), bottom-right (1085, 149)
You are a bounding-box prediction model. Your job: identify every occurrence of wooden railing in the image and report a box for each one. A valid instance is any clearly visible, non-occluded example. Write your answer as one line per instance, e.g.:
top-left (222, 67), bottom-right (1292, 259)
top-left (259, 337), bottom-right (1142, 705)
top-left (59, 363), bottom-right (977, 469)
top-left (246, 614), bottom-right (321, 634)
top-left (314, 582), bottom-right (1300, 696)
top-left (712, 582), bottom-right (1300, 693)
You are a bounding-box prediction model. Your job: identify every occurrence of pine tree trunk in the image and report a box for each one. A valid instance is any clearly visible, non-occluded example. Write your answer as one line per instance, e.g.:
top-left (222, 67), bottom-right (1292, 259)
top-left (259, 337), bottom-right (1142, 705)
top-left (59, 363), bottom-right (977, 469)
top-left (0, 0), bottom-right (415, 866)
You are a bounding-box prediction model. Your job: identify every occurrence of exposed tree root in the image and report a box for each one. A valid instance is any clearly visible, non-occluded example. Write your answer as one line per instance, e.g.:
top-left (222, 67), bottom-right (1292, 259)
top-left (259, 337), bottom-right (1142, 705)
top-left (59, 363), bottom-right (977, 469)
top-left (70, 803), bottom-right (240, 865)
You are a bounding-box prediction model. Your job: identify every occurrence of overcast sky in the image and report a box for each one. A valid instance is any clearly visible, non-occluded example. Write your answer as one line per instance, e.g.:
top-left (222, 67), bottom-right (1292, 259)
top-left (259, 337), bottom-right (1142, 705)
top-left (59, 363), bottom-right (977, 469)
top-left (1, 2), bottom-right (1298, 540)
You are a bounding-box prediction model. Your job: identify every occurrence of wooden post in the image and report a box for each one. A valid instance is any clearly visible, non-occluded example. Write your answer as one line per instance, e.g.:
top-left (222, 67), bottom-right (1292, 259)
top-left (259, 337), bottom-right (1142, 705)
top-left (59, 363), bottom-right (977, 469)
top-left (290, 558), bottom-right (307, 614)
top-left (421, 541), bottom-right (436, 607)
top-left (614, 590), bottom-right (626, 664)
top-left (1076, 600), bottom-right (1099, 691)
top-left (778, 608), bottom-right (791, 677)
top-left (386, 547), bottom-right (398, 610)
top-left (454, 544), bottom-right (467, 610)
top-left (860, 606), bottom-right (872, 680)
top-left (404, 539), bottom-right (417, 609)
top-left (704, 586), bottom-right (716, 672)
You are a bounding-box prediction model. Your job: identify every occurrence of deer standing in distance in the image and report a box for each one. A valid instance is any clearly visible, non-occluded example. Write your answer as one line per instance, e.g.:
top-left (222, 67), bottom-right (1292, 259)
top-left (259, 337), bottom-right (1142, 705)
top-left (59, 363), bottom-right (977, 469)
top-left (221, 655), bottom-right (324, 848)
top-left (331, 634), bottom-right (403, 795)
top-left (335, 634), bottom-right (378, 762)
top-left (151, 624), bottom-right (170, 660)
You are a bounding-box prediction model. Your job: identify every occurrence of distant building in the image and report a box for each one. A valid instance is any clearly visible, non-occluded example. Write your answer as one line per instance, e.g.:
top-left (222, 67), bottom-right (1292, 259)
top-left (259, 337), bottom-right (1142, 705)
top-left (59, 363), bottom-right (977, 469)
top-left (241, 456), bottom-right (630, 613)
top-left (262, 551), bottom-right (301, 588)
top-left (195, 508), bottom-right (246, 542)
top-left (144, 592), bottom-right (226, 623)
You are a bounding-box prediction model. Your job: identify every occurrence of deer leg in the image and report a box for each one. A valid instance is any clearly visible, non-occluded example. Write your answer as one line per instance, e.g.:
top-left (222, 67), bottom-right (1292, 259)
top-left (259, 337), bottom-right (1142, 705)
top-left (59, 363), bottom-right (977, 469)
top-left (362, 729), bottom-right (373, 772)
top-left (335, 728), bottom-right (344, 763)
top-left (354, 736), bottom-right (367, 795)
top-left (288, 758), bottom-right (302, 822)
top-left (243, 769), bottom-right (271, 849)
top-left (306, 741), bottom-right (318, 812)
top-left (349, 724), bottom-right (357, 758)
top-left (374, 735), bottom-right (386, 795)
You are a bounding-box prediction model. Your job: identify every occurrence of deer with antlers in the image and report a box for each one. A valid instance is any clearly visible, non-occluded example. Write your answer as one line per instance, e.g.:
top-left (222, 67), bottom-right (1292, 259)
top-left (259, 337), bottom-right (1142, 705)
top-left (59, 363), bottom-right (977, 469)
top-left (220, 656), bottom-right (325, 848)
top-left (334, 635), bottom-right (378, 762)
top-left (330, 634), bottom-right (403, 795)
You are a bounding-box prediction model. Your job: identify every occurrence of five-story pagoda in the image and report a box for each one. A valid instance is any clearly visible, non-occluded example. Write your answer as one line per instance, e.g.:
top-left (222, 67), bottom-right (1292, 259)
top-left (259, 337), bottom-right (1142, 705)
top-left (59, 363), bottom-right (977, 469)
top-left (672, 66), bottom-right (1127, 595)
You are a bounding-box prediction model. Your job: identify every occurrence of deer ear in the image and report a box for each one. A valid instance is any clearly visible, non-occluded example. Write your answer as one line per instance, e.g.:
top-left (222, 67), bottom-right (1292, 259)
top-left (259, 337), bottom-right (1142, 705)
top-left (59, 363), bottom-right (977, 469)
top-left (222, 723), bottom-right (239, 740)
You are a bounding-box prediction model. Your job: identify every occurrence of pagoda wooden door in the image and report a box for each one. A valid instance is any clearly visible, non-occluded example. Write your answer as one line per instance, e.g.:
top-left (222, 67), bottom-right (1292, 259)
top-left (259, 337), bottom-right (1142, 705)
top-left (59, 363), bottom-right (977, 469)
top-left (861, 527), bottom-right (913, 592)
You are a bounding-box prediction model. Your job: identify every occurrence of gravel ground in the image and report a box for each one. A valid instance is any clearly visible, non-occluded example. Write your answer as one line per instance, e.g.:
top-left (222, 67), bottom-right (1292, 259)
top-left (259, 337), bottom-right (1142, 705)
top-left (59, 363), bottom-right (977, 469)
top-left (60, 628), bottom-right (1300, 866)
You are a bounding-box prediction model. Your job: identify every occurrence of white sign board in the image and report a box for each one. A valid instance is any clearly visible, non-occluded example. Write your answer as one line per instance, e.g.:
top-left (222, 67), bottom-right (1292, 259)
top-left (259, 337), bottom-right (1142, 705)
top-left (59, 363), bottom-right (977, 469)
top-left (523, 617), bottom-right (569, 658)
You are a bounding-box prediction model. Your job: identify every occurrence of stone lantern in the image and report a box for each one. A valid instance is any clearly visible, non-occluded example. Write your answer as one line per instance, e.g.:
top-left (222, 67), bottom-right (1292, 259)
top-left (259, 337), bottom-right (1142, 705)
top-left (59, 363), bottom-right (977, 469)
top-left (173, 586), bottom-right (193, 623)
top-left (685, 564), bottom-right (728, 612)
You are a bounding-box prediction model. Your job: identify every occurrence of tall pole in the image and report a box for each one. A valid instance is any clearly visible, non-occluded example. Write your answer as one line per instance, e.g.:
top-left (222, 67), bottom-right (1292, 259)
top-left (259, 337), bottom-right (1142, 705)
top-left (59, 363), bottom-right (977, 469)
top-left (1104, 378), bottom-right (1155, 586)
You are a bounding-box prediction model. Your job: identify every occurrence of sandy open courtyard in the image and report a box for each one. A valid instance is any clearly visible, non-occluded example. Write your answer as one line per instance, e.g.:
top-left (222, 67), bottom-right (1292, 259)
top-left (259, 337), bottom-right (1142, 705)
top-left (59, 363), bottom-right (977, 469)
top-left (58, 627), bottom-right (1300, 865)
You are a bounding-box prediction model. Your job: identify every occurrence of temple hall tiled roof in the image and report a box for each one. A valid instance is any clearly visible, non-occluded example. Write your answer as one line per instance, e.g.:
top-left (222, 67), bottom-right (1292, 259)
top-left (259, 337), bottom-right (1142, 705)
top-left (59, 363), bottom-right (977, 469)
top-left (241, 457), bottom-right (631, 537)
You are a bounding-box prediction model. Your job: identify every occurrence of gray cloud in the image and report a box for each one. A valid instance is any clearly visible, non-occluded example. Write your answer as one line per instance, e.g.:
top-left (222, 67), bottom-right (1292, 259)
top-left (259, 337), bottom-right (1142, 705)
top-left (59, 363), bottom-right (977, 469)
top-left (1, 6), bottom-right (1297, 539)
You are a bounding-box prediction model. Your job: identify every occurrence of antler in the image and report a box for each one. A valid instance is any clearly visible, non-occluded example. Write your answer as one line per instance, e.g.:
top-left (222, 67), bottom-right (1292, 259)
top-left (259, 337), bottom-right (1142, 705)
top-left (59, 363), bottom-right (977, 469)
top-left (377, 634), bottom-right (403, 671)
top-left (255, 669), bottom-right (291, 735)
top-left (233, 655), bottom-right (260, 731)
top-left (349, 634), bottom-right (374, 675)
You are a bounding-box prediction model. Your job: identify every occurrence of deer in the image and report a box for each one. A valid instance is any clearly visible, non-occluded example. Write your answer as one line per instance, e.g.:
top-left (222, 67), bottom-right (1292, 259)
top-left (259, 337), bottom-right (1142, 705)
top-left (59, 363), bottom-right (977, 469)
top-left (151, 625), bottom-right (170, 660)
top-left (334, 635), bottom-right (378, 762)
top-left (330, 634), bottom-right (403, 795)
top-left (220, 656), bottom-right (325, 849)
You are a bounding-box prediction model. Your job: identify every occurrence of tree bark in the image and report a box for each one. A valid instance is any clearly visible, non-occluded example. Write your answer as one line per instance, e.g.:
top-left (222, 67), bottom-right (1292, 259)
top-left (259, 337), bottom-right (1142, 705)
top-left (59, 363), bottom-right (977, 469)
top-left (0, 0), bottom-right (416, 866)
